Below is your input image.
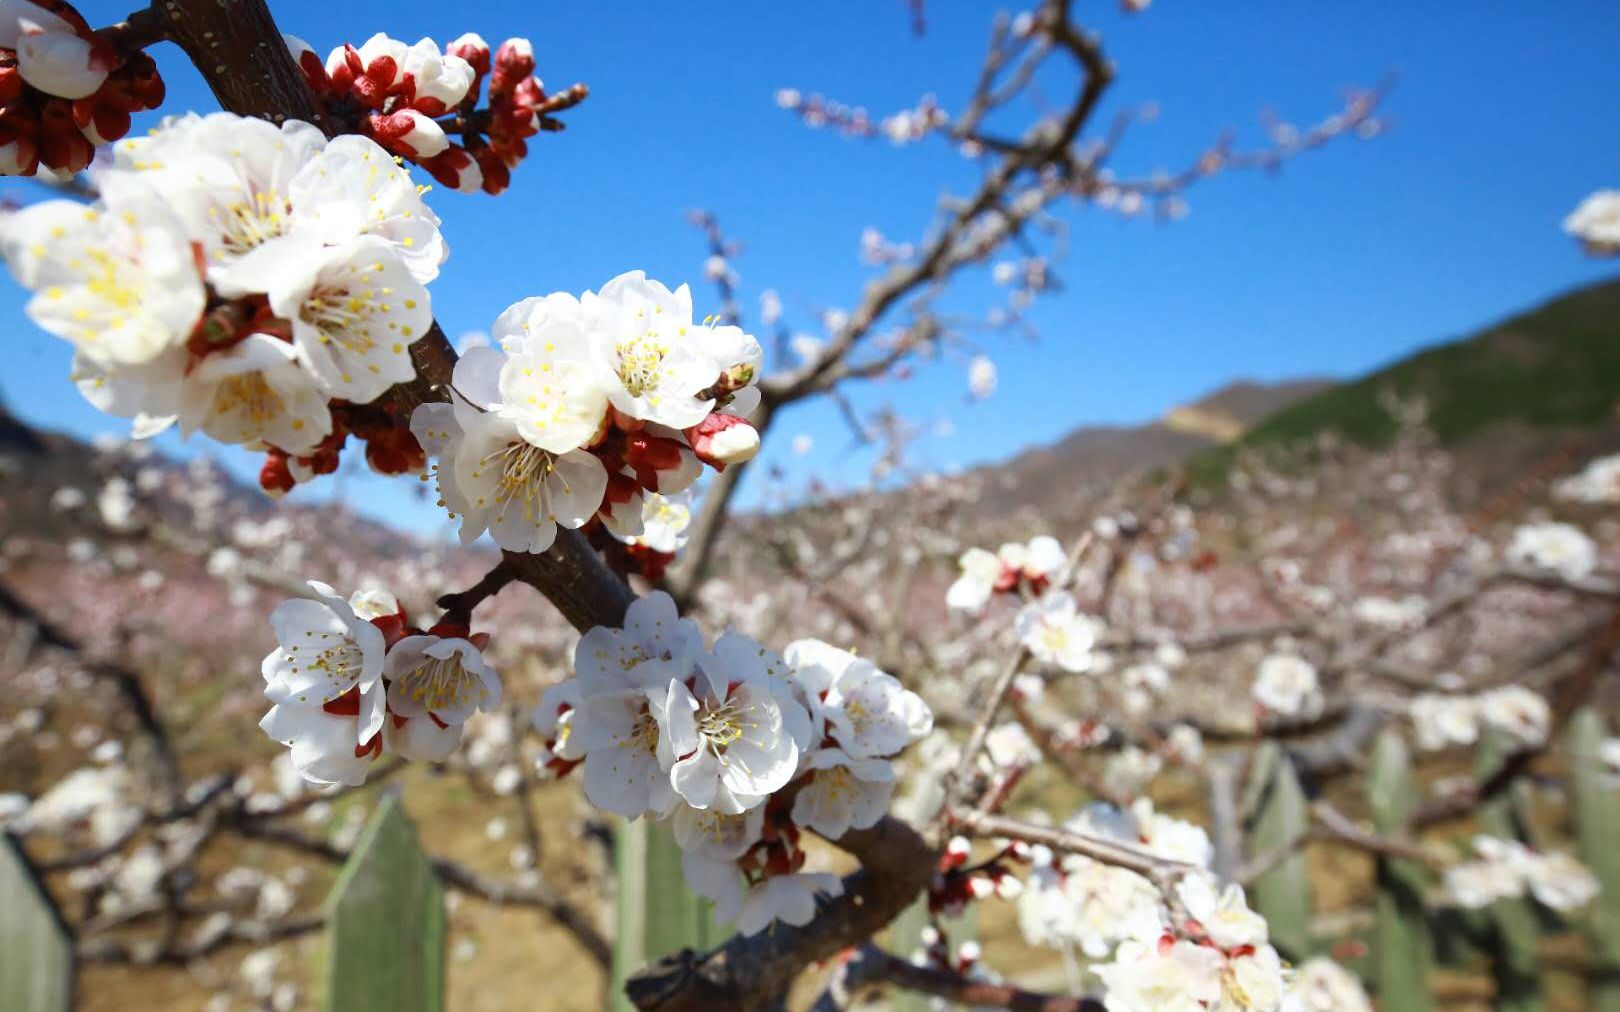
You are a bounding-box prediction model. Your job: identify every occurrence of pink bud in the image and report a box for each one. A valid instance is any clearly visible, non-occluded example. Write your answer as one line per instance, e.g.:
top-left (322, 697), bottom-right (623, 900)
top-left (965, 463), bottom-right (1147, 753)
top-left (448, 32), bottom-right (490, 75)
top-left (492, 37), bottom-right (534, 91)
top-left (685, 413), bottom-right (759, 470)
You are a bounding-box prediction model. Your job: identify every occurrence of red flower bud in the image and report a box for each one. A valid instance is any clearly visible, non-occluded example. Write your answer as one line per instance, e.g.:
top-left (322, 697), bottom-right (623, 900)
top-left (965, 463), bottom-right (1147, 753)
top-left (685, 413), bottom-right (759, 471)
top-left (259, 450), bottom-right (296, 498)
top-left (492, 37), bottom-right (534, 92)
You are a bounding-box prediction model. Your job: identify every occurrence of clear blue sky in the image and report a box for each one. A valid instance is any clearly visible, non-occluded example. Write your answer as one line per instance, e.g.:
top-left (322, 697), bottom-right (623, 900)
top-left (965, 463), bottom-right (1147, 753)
top-left (5, 0), bottom-right (1619, 534)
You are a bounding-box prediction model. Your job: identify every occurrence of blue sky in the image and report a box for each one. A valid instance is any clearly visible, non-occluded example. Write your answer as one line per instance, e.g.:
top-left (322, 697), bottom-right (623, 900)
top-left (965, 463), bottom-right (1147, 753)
top-left (4, 0), bottom-right (1619, 534)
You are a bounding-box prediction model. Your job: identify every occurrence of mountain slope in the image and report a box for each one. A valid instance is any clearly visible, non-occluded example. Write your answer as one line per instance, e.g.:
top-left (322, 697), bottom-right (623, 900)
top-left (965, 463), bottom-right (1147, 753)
top-left (961, 378), bottom-right (1332, 521)
top-left (1217, 276), bottom-right (1620, 460)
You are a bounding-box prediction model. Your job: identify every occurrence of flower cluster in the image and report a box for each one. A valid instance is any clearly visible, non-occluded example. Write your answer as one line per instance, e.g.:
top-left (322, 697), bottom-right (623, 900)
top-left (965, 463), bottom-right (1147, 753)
top-left (946, 534), bottom-right (1067, 614)
top-left (291, 31), bottom-right (578, 196)
top-left (1507, 521), bottom-right (1597, 580)
top-left (1409, 685), bottom-right (1550, 751)
top-left (0, 112), bottom-right (445, 495)
top-left (533, 592), bottom-right (932, 934)
top-left (1, 0), bottom-right (164, 176)
top-left (1094, 874), bottom-right (1289, 1011)
top-left (411, 271), bottom-right (762, 557)
top-left (1444, 835), bottom-right (1598, 912)
top-left (259, 583), bottom-right (500, 786)
top-left (1007, 799), bottom-right (1296, 1010)
top-left (1016, 800), bottom-right (1211, 957)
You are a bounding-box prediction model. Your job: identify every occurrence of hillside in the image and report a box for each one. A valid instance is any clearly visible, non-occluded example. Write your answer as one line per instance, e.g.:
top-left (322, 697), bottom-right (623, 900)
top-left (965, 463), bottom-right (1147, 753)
top-left (963, 377), bottom-right (1332, 521)
top-left (1202, 276), bottom-right (1620, 472)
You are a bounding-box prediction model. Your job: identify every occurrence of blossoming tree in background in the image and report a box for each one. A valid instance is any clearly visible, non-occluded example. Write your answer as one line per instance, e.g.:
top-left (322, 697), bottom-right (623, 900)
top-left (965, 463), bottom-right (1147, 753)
top-left (4, 1), bottom-right (1620, 1010)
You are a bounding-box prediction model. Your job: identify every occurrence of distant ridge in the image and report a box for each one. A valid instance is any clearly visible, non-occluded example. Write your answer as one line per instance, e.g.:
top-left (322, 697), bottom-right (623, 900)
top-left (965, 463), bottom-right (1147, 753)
top-left (1191, 275), bottom-right (1620, 480)
top-left (956, 377), bottom-right (1333, 520)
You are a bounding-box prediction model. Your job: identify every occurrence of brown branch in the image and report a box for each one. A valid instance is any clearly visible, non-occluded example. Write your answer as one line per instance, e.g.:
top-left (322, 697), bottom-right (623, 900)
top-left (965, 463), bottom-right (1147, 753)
top-left (78, 912), bottom-right (324, 965)
top-left (152, 0), bottom-right (326, 129)
top-left (436, 556), bottom-right (518, 627)
top-left (0, 579), bottom-right (182, 802)
top-left (953, 810), bottom-right (1193, 888)
top-left (96, 6), bottom-right (166, 51)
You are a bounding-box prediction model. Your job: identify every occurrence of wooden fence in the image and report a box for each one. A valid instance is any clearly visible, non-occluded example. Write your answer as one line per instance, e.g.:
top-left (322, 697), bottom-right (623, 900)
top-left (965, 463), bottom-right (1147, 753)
top-left (6, 709), bottom-right (1620, 1009)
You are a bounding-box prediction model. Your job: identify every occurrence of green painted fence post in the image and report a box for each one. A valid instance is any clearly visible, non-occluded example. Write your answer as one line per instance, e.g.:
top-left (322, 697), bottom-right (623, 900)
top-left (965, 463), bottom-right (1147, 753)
top-left (1366, 730), bottom-right (1434, 1012)
top-left (610, 819), bottom-right (718, 1012)
top-left (1474, 727), bottom-right (1543, 1012)
top-left (324, 796), bottom-right (445, 1012)
top-left (1243, 742), bottom-right (1313, 962)
top-left (1570, 708), bottom-right (1620, 1012)
top-left (0, 834), bottom-right (72, 1012)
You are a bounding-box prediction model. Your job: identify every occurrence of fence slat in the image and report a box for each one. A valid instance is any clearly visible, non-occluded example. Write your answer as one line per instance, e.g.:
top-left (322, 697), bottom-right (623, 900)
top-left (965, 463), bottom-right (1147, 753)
top-left (1244, 743), bottom-right (1313, 962)
top-left (1474, 728), bottom-right (1544, 1012)
top-left (610, 819), bottom-right (717, 1012)
top-left (0, 834), bottom-right (73, 1012)
top-left (1570, 708), bottom-right (1620, 1012)
top-left (324, 796), bottom-right (445, 1012)
top-left (1367, 730), bottom-right (1435, 1011)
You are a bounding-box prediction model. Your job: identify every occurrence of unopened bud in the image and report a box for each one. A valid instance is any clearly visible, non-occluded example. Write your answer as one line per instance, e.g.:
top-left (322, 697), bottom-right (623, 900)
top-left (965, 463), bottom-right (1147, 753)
top-left (492, 37), bottom-right (534, 90)
top-left (368, 108), bottom-right (449, 158)
top-left (685, 413), bottom-right (758, 470)
top-left (448, 32), bottom-right (491, 75)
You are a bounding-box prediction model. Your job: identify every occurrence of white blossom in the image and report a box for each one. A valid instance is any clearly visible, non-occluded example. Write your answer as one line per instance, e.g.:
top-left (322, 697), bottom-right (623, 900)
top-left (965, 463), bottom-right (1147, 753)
top-left (654, 636), bottom-right (800, 812)
top-left (1410, 693), bottom-right (1480, 751)
top-left (257, 583), bottom-right (388, 784)
top-left (967, 355), bottom-right (997, 400)
top-left (1252, 654), bottom-right (1322, 719)
top-left (3, 1), bottom-right (108, 99)
top-left (1446, 836), bottom-right (1598, 912)
top-left (175, 333), bottom-right (332, 454)
top-left (384, 634), bottom-right (502, 727)
top-left (617, 490), bottom-right (693, 555)
top-left (1555, 453), bottom-right (1620, 504)
top-left (1507, 522), bottom-right (1597, 581)
top-left (1093, 935), bottom-right (1225, 1012)
top-left (411, 347), bottom-right (608, 554)
top-left (493, 292), bottom-right (612, 453)
top-left (735, 872), bottom-right (844, 936)
top-left (1177, 873), bottom-right (1269, 950)
top-left (786, 639), bottom-right (932, 759)
top-left (585, 271), bottom-right (722, 429)
top-left (260, 582), bottom-right (387, 740)
top-left (1478, 685), bottom-right (1550, 749)
top-left (1284, 957), bottom-right (1372, 1012)
top-left (1016, 591), bottom-right (1102, 673)
top-left (2, 174), bottom-right (205, 368)
top-left (1564, 190), bottom-right (1620, 255)
top-left (790, 747), bottom-right (895, 838)
top-left (245, 235), bottom-right (432, 402)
